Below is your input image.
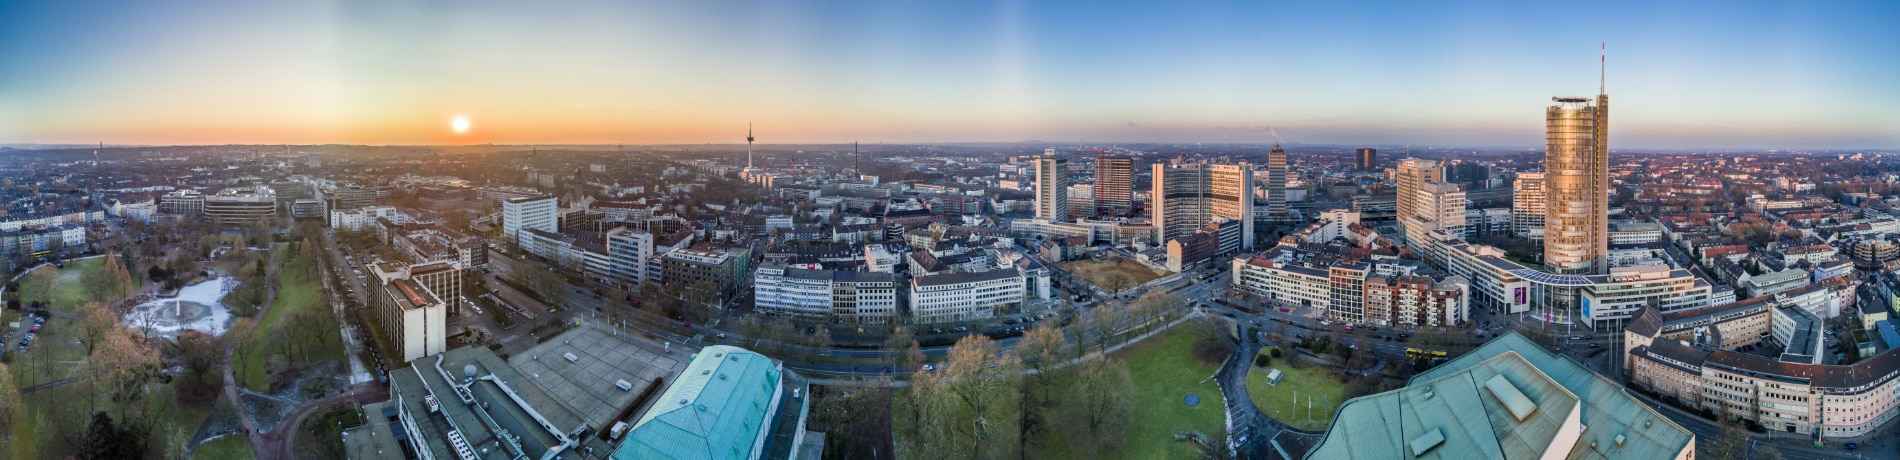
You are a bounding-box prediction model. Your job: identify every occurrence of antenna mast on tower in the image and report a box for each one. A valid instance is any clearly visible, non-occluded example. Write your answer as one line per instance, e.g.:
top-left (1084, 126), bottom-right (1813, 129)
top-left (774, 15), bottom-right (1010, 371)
top-left (1600, 42), bottom-right (1606, 95)
top-left (747, 123), bottom-right (755, 169)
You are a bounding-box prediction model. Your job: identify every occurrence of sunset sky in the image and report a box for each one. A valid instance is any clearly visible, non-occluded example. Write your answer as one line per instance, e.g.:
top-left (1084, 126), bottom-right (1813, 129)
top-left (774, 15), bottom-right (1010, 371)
top-left (1, 1), bottom-right (1895, 148)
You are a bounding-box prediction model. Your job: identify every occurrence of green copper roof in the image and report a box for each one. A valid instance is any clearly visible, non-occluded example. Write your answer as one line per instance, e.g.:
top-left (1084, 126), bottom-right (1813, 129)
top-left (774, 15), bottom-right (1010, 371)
top-left (614, 345), bottom-right (783, 460)
top-left (1409, 332), bottom-right (1696, 460)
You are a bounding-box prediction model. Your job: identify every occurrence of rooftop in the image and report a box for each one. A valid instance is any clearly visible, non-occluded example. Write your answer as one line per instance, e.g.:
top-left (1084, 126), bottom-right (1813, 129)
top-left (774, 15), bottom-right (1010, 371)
top-left (614, 345), bottom-right (788, 460)
top-left (1408, 332), bottom-right (1696, 460)
top-left (1308, 352), bottom-right (1580, 459)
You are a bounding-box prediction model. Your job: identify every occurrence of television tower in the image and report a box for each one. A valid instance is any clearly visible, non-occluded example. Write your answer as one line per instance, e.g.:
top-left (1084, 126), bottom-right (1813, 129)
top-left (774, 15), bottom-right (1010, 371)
top-left (746, 123), bottom-right (755, 169)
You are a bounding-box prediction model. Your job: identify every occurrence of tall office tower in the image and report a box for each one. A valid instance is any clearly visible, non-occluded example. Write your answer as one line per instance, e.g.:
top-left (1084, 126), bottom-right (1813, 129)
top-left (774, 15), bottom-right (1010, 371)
top-left (1356, 148), bottom-right (1377, 171)
top-left (1035, 149), bottom-right (1070, 222)
top-left (1263, 145), bottom-right (1289, 217)
top-left (1544, 95), bottom-right (1609, 274)
top-left (1394, 158), bottom-right (1445, 246)
top-left (1094, 156), bottom-right (1133, 217)
top-left (1152, 161), bottom-right (1255, 251)
top-left (1513, 172), bottom-right (1547, 240)
top-left (1404, 181), bottom-right (1467, 251)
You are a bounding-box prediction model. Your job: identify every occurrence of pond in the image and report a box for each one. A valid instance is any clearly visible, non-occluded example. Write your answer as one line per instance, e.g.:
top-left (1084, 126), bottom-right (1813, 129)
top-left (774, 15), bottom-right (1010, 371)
top-left (124, 277), bottom-right (237, 340)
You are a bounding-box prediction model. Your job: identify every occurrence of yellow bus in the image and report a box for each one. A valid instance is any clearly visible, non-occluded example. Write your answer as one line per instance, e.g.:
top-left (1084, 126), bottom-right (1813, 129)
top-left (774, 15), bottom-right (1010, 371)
top-left (1405, 348), bottom-right (1447, 360)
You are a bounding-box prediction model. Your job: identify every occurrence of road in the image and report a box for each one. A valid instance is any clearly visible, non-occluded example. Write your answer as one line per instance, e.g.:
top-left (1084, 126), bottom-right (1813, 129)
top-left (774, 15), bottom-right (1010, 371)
top-left (263, 382), bottom-right (390, 460)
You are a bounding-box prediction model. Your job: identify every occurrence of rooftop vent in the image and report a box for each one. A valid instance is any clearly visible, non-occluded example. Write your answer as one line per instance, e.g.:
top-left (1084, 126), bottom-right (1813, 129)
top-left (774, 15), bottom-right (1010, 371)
top-left (1615, 433), bottom-right (1626, 447)
top-left (1408, 428), bottom-right (1445, 457)
top-left (563, 353), bottom-right (579, 363)
top-left (1483, 375), bottom-right (1537, 422)
top-left (463, 364), bottom-right (478, 379)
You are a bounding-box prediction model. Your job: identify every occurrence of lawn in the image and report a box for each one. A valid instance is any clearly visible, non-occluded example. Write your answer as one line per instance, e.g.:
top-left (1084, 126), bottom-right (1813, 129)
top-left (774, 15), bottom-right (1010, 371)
top-left (1246, 358), bottom-right (1348, 432)
top-left (1059, 256), bottom-right (1166, 292)
top-left (8, 314), bottom-right (93, 388)
top-left (237, 248), bottom-right (335, 391)
top-left (15, 256), bottom-right (143, 313)
top-left (9, 379), bottom-right (216, 458)
top-left (1035, 327), bottom-right (1227, 460)
top-left (192, 435), bottom-right (257, 460)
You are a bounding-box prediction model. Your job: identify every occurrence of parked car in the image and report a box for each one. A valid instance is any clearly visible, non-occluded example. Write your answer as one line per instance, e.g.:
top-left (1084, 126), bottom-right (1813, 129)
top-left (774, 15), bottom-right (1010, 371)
top-left (922, 364), bottom-right (935, 372)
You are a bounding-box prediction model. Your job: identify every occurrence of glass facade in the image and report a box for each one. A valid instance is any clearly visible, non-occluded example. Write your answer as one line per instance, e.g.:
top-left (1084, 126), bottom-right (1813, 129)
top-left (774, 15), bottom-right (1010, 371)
top-left (1544, 95), bottom-right (1609, 275)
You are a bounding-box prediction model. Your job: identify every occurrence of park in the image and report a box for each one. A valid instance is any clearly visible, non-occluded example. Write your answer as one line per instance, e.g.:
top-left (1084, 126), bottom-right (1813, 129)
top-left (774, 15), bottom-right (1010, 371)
top-left (1, 234), bottom-right (353, 459)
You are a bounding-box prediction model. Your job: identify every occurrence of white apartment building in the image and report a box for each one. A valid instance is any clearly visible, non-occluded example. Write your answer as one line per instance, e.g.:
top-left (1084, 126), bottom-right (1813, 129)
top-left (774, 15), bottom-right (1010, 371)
top-left (910, 268), bottom-right (1024, 324)
top-left (1231, 253), bottom-right (1332, 312)
top-left (502, 195), bottom-right (559, 245)
top-left (330, 205), bottom-right (400, 231)
top-left (753, 264), bottom-right (898, 324)
top-left (1609, 221), bottom-right (1664, 245)
top-left (606, 227), bottom-right (654, 286)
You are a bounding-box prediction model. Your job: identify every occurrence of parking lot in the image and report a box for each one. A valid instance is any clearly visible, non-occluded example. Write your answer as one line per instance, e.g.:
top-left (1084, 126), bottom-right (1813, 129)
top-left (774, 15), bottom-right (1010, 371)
top-left (11, 312), bottom-right (48, 354)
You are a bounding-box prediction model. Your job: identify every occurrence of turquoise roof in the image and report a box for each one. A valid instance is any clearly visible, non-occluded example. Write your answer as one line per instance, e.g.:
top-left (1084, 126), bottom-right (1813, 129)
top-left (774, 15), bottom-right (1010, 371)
top-left (1406, 332), bottom-right (1696, 460)
top-left (614, 345), bottom-right (783, 460)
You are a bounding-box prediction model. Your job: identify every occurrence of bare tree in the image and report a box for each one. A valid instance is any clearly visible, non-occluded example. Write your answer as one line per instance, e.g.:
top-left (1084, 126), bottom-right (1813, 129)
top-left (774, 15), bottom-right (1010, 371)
top-left (0, 362), bottom-right (20, 436)
top-left (175, 331), bottom-right (221, 396)
top-left (883, 326), bottom-right (915, 363)
top-left (76, 301), bottom-right (116, 354)
top-left (25, 265), bottom-right (58, 308)
top-left (919, 334), bottom-right (1022, 459)
top-left (1017, 324), bottom-right (1067, 401)
top-left (89, 322), bottom-right (161, 424)
top-left (1102, 273), bottom-right (1129, 299)
top-left (226, 317), bottom-right (258, 382)
top-left (1069, 357), bottom-right (1135, 455)
top-left (1710, 416), bottom-right (1750, 460)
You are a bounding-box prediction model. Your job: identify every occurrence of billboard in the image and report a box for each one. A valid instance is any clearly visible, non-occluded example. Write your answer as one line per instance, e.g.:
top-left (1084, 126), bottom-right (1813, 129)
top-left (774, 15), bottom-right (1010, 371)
top-left (1513, 286), bottom-right (1527, 306)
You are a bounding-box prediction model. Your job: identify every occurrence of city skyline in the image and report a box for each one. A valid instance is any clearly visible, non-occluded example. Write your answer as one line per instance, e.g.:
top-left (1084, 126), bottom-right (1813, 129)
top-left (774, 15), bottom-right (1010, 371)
top-left (2, 1), bottom-right (1897, 149)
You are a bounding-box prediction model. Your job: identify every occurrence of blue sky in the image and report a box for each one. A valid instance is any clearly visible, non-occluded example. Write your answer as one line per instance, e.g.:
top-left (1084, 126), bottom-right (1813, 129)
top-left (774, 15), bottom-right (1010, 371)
top-left (0, 0), bottom-right (1894, 148)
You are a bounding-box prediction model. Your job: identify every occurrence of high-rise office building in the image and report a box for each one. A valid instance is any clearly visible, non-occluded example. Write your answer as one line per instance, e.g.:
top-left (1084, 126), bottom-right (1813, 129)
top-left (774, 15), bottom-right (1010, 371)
top-left (1404, 181), bottom-right (1467, 266)
top-left (1355, 148), bottom-right (1377, 171)
top-left (1035, 149), bottom-right (1069, 223)
top-left (1544, 95), bottom-right (1609, 274)
top-left (1513, 172), bottom-right (1546, 240)
top-left (1394, 158), bottom-right (1445, 246)
top-left (1152, 160), bottom-right (1255, 251)
top-left (1263, 145), bottom-right (1289, 217)
top-left (502, 195), bottom-right (559, 245)
top-left (1093, 156), bottom-right (1133, 217)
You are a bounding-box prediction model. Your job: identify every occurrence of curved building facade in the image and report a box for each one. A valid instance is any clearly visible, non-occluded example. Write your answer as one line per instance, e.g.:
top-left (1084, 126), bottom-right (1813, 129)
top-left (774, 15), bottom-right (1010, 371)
top-left (1544, 96), bottom-right (1609, 275)
top-left (203, 186), bottom-right (277, 225)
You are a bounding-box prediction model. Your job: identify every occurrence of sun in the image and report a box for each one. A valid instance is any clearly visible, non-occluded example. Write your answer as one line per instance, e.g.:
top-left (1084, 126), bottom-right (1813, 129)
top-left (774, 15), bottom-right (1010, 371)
top-left (451, 116), bottom-right (470, 134)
